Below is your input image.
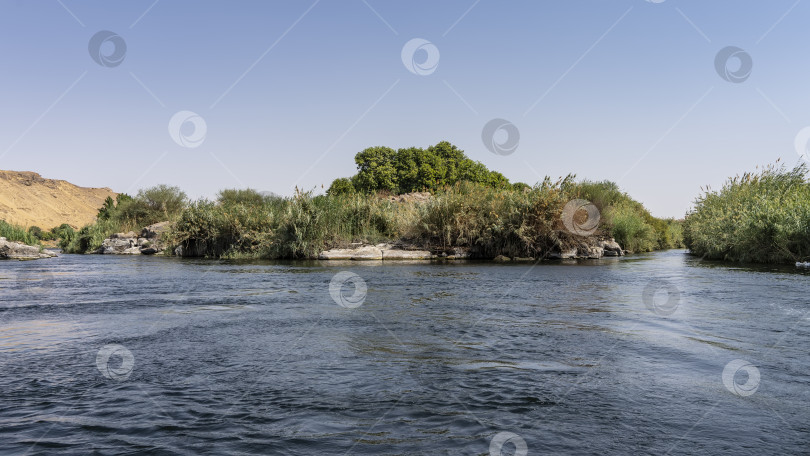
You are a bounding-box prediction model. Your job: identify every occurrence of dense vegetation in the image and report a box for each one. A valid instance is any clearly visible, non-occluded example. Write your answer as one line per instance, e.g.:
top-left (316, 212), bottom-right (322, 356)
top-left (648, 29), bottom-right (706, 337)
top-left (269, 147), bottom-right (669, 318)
top-left (62, 185), bottom-right (187, 253)
top-left (684, 161), bottom-right (810, 263)
top-left (57, 142), bottom-right (682, 259)
top-left (328, 141), bottom-right (514, 195)
top-left (0, 220), bottom-right (40, 246)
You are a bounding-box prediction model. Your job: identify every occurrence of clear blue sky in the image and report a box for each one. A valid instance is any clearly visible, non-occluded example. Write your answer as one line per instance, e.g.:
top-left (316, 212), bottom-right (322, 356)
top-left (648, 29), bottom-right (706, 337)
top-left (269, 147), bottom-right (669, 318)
top-left (1, 0), bottom-right (808, 217)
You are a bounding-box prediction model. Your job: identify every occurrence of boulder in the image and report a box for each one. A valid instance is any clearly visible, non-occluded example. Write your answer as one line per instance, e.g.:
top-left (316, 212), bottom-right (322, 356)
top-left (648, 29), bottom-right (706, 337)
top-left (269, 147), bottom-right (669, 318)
top-left (447, 247), bottom-right (471, 259)
top-left (318, 246), bottom-right (383, 260)
top-left (99, 237), bottom-right (140, 254)
top-left (582, 246), bottom-right (604, 259)
top-left (381, 249), bottom-right (432, 260)
top-left (548, 249), bottom-right (578, 259)
top-left (493, 255), bottom-right (511, 262)
top-left (318, 249), bottom-right (354, 260)
top-left (141, 221), bottom-right (171, 239)
top-left (349, 246), bottom-right (383, 260)
top-left (0, 237), bottom-right (57, 260)
top-left (600, 239), bottom-right (624, 256)
top-left (112, 231), bottom-right (137, 239)
top-left (98, 221), bottom-right (170, 255)
top-left (319, 243), bottom-right (433, 261)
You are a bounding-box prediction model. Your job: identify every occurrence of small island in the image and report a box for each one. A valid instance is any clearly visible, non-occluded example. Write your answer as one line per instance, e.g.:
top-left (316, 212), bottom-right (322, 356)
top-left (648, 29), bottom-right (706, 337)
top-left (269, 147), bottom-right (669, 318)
top-left (2, 145), bottom-right (808, 265)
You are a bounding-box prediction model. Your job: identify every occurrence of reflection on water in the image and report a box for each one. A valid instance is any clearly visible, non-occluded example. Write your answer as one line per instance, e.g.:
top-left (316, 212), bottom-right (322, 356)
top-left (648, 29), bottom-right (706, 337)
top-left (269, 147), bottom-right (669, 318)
top-left (0, 250), bottom-right (808, 455)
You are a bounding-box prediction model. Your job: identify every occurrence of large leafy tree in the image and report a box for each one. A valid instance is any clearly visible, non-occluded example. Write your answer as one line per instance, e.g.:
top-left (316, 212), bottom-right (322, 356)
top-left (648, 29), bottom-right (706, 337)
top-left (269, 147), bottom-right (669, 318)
top-left (352, 146), bottom-right (398, 193)
top-left (329, 141), bottom-right (511, 195)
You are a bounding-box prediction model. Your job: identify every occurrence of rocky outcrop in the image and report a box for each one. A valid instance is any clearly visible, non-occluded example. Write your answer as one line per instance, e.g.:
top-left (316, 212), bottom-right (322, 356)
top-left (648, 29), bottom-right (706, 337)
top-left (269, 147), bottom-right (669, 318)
top-left (600, 239), bottom-right (624, 256)
top-left (547, 238), bottom-right (625, 260)
top-left (318, 243), bottom-right (433, 261)
top-left (0, 237), bottom-right (57, 260)
top-left (97, 221), bottom-right (170, 255)
top-left (316, 238), bottom-right (626, 262)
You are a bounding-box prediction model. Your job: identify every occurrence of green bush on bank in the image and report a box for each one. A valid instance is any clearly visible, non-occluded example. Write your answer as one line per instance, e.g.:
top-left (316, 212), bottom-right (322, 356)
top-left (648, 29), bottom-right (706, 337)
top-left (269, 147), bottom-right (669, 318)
top-left (172, 189), bottom-right (404, 259)
top-left (167, 178), bottom-right (680, 259)
top-left (64, 186), bottom-right (188, 253)
top-left (684, 162), bottom-right (810, 263)
top-left (0, 220), bottom-right (40, 246)
top-left (567, 180), bottom-right (684, 252)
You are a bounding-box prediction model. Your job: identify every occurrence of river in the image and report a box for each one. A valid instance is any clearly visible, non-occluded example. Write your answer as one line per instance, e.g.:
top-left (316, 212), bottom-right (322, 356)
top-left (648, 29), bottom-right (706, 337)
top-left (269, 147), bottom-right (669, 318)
top-left (1, 250), bottom-right (808, 455)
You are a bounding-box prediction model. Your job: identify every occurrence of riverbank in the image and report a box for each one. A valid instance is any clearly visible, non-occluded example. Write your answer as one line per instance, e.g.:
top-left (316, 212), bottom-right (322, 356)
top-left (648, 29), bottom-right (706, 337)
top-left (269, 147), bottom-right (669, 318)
top-left (684, 162), bottom-right (810, 264)
top-left (60, 179), bottom-right (682, 261)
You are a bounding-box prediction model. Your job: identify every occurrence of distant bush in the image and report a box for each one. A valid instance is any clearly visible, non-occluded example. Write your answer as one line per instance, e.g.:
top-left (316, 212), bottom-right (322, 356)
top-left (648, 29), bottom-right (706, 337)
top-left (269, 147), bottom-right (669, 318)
top-left (52, 224), bottom-right (76, 250)
top-left (65, 185), bottom-right (188, 253)
top-left (684, 162), bottom-right (810, 263)
top-left (217, 188), bottom-right (267, 206)
top-left (568, 180), bottom-right (683, 252)
top-left (0, 220), bottom-right (39, 245)
top-left (137, 185), bottom-right (187, 220)
top-left (511, 182), bottom-right (532, 192)
top-left (28, 226), bottom-right (42, 238)
top-left (606, 202), bottom-right (658, 253)
top-left (326, 178), bottom-right (355, 196)
top-left (410, 180), bottom-right (572, 258)
top-left (329, 141), bottom-right (511, 195)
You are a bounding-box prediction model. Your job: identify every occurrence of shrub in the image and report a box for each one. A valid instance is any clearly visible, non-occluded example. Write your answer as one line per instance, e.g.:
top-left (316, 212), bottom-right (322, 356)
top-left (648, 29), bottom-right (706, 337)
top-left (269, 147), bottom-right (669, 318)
top-left (217, 188), bottom-right (267, 206)
top-left (64, 185), bottom-right (188, 253)
top-left (606, 202), bottom-right (658, 253)
top-left (684, 161), bottom-right (810, 263)
top-left (569, 180), bottom-right (682, 252)
top-left (0, 220), bottom-right (39, 245)
top-left (138, 185), bottom-right (187, 220)
top-left (326, 178), bottom-right (356, 196)
top-left (52, 224), bottom-right (76, 250)
top-left (28, 226), bottom-right (42, 238)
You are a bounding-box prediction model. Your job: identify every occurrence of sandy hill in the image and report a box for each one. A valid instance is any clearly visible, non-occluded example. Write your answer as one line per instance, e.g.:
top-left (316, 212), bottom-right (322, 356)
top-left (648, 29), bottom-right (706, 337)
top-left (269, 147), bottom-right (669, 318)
top-left (0, 170), bottom-right (116, 229)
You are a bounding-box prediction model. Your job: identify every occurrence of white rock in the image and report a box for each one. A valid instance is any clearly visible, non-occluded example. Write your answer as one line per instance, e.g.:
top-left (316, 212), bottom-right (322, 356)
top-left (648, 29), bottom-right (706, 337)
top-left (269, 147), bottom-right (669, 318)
top-left (381, 249), bottom-right (432, 260)
top-left (0, 238), bottom-right (57, 260)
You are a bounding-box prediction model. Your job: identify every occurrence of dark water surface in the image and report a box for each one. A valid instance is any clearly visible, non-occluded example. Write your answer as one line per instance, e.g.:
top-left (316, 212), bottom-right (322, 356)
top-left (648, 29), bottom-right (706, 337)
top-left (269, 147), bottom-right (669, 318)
top-left (1, 250), bottom-right (808, 455)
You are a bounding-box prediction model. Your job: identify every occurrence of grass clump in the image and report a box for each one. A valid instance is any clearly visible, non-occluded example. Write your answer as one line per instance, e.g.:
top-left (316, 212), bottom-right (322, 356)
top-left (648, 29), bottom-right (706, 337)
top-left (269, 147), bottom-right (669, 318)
top-left (566, 180), bottom-right (684, 252)
top-left (0, 220), bottom-right (40, 246)
top-left (171, 189), bottom-right (404, 259)
top-left (684, 161), bottom-right (810, 263)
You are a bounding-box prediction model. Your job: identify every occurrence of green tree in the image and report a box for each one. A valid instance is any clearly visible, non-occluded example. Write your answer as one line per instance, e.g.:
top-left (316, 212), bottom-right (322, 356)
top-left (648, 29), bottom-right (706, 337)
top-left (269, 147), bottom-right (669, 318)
top-left (138, 185), bottom-right (187, 219)
top-left (343, 142), bottom-right (512, 194)
top-left (96, 196), bottom-right (116, 221)
top-left (326, 178), bottom-right (356, 196)
top-left (28, 225), bottom-right (43, 239)
top-left (353, 146), bottom-right (398, 193)
top-left (217, 188), bottom-right (266, 206)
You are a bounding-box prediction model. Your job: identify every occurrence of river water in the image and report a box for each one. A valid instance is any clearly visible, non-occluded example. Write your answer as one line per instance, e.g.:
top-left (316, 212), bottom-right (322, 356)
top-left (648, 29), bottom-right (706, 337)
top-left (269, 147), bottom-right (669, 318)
top-left (0, 250), bottom-right (808, 455)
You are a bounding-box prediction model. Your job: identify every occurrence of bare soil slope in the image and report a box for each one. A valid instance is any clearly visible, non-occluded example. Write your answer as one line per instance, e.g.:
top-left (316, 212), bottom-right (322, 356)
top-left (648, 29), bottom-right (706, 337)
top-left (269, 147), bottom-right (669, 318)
top-left (0, 170), bottom-right (116, 229)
